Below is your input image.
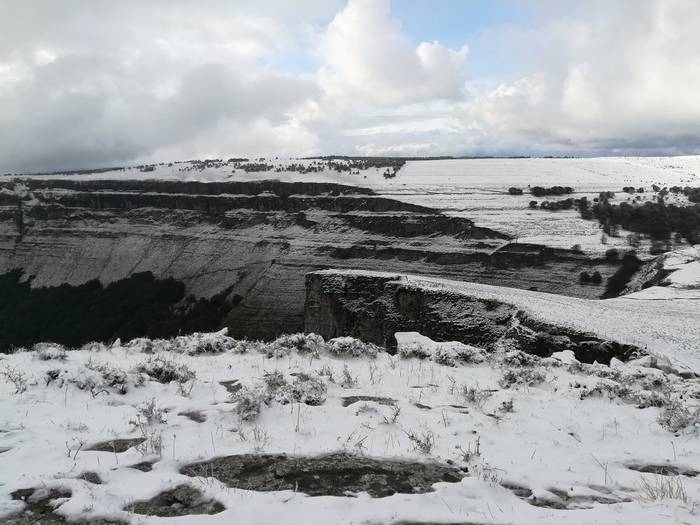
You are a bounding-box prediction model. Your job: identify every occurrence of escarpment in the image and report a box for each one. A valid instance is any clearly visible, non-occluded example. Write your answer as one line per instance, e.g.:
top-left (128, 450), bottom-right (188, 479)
top-left (0, 178), bottom-right (630, 346)
top-left (304, 271), bottom-right (647, 364)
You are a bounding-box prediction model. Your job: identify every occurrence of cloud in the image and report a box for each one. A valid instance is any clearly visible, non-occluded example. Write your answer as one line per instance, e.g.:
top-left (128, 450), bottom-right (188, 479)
top-left (467, 0), bottom-right (700, 154)
top-left (1, 0), bottom-right (700, 172)
top-left (0, 0), bottom-right (325, 172)
top-left (318, 0), bottom-right (468, 106)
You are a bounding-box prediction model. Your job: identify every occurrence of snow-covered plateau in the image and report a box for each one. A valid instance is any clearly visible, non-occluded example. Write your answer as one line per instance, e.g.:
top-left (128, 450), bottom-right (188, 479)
top-left (0, 155), bottom-right (699, 524)
top-left (0, 328), bottom-right (698, 524)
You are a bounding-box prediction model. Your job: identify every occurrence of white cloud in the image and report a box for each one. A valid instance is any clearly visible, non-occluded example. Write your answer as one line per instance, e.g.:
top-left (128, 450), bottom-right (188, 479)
top-left (1, 0), bottom-right (700, 172)
top-left (317, 0), bottom-right (468, 106)
top-left (468, 0), bottom-right (700, 154)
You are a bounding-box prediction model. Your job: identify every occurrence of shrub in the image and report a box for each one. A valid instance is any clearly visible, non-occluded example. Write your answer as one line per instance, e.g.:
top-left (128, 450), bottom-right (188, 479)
top-left (232, 386), bottom-right (265, 421)
top-left (50, 360), bottom-right (131, 395)
top-left (1, 366), bottom-right (28, 394)
top-left (328, 337), bottom-right (379, 358)
top-left (136, 355), bottom-right (196, 384)
top-left (286, 374), bottom-right (327, 406)
top-left (657, 399), bottom-right (699, 433)
top-left (34, 343), bottom-right (67, 361)
top-left (499, 367), bottom-right (546, 388)
top-left (508, 187), bottom-right (523, 195)
top-left (404, 429), bottom-right (435, 454)
top-left (270, 333), bottom-right (325, 357)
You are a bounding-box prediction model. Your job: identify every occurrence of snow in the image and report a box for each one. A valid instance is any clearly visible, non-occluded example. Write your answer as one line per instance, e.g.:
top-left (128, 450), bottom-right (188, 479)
top-left (1, 331), bottom-right (699, 524)
top-left (8, 155), bottom-right (700, 255)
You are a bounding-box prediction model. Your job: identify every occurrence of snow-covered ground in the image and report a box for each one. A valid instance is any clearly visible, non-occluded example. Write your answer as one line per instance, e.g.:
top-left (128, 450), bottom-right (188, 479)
top-left (1, 330), bottom-right (698, 524)
top-left (12, 155), bottom-right (700, 256)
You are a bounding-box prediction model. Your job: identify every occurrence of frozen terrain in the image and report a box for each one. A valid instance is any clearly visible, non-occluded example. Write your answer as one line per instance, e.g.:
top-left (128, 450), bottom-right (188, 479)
top-left (15, 155), bottom-right (700, 255)
top-left (1, 156), bottom-right (698, 524)
top-left (0, 329), bottom-right (698, 524)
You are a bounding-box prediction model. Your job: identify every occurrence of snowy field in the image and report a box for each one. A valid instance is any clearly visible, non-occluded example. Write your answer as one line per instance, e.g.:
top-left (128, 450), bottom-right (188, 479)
top-left (1, 330), bottom-right (698, 524)
top-left (13, 155), bottom-right (700, 255)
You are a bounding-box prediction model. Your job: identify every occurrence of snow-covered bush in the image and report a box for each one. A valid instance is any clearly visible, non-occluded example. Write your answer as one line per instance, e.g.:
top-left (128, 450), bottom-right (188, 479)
top-left (499, 350), bottom-right (542, 367)
top-left (46, 360), bottom-right (131, 395)
top-left (286, 373), bottom-right (327, 406)
top-left (136, 355), bottom-right (195, 384)
top-left (1, 366), bottom-right (28, 394)
top-left (169, 329), bottom-right (236, 355)
top-left (657, 399), bottom-right (700, 433)
top-left (262, 370), bottom-right (288, 399)
top-left (397, 340), bottom-right (432, 360)
top-left (229, 339), bottom-right (266, 354)
top-left (327, 337), bottom-right (379, 358)
top-left (396, 332), bottom-right (486, 366)
top-left (499, 367), bottom-right (546, 388)
top-left (33, 343), bottom-right (67, 361)
top-left (434, 343), bottom-right (486, 367)
top-left (269, 333), bottom-right (325, 357)
top-left (232, 386), bottom-right (265, 421)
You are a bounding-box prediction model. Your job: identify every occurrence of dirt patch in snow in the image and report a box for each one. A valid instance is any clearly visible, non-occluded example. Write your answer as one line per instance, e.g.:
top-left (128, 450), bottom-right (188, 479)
top-left (8, 487), bottom-right (125, 524)
top-left (341, 395), bottom-right (397, 407)
top-left (219, 379), bottom-right (242, 394)
top-left (77, 471), bottom-right (102, 484)
top-left (180, 452), bottom-right (465, 497)
top-left (627, 463), bottom-right (699, 477)
top-left (126, 484), bottom-right (224, 517)
top-left (128, 460), bottom-right (155, 472)
top-left (178, 410), bottom-right (207, 423)
top-left (86, 437), bottom-right (145, 453)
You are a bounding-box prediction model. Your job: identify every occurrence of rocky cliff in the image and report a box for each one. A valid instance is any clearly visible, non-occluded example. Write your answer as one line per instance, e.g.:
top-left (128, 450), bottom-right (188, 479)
top-left (0, 178), bottom-right (625, 343)
top-left (304, 271), bottom-right (648, 364)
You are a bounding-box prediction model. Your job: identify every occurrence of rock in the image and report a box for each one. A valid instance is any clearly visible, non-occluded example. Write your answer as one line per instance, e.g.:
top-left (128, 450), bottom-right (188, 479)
top-left (86, 437), bottom-right (145, 453)
top-left (78, 471), bottom-right (102, 484)
top-left (180, 452), bottom-right (465, 498)
top-left (305, 271), bottom-right (645, 364)
top-left (341, 395), bottom-right (397, 407)
top-left (126, 484), bottom-right (224, 517)
top-left (0, 178), bottom-right (616, 349)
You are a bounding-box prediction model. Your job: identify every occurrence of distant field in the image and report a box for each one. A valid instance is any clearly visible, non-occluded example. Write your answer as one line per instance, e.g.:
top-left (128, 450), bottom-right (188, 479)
top-left (9, 155), bottom-right (700, 255)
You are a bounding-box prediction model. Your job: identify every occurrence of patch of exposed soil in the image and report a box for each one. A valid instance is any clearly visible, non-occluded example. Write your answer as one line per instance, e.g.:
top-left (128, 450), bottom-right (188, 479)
top-left (179, 410), bottom-right (207, 423)
top-left (78, 471), bottom-right (102, 484)
top-left (126, 484), bottom-right (224, 517)
top-left (8, 487), bottom-right (125, 525)
top-left (627, 463), bottom-right (699, 477)
top-left (342, 395), bottom-right (396, 407)
top-left (86, 437), bottom-right (145, 453)
top-left (219, 379), bottom-right (242, 395)
top-left (180, 452), bottom-right (465, 498)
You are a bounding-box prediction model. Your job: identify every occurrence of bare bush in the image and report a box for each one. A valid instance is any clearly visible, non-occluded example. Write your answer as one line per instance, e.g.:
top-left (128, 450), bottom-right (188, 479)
top-left (328, 337), bottom-right (379, 358)
top-left (136, 355), bottom-right (195, 385)
top-left (499, 367), bottom-right (546, 388)
top-left (638, 475), bottom-right (688, 503)
top-left (1, 366), bottom-right (28, 394)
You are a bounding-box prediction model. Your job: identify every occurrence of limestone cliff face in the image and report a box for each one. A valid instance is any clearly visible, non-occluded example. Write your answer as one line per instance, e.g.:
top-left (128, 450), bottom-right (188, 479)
top-left (304, 271), bottom-right (642, 364)
top-left (0, 178), bottom-right (620, 341)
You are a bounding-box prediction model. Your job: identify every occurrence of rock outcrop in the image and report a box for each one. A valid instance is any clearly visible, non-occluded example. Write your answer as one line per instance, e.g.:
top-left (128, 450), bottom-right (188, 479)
top-left (0, 178), bottom-right (622, 343)
top-left (305, 270), bottom-right (645, 364)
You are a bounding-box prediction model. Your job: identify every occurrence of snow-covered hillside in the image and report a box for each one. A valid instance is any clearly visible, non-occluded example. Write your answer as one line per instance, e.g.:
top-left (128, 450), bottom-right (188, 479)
top-left (12, 155), bottom-right (700, 255)
top-left (1, 330), bottom-right (698, 524)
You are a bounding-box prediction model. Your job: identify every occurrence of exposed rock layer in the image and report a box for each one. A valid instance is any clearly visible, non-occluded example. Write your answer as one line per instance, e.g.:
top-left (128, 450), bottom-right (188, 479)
top-left (304, 271), bottom-right (643, 364)
top-left (1, 178), bottom-right (622, 341)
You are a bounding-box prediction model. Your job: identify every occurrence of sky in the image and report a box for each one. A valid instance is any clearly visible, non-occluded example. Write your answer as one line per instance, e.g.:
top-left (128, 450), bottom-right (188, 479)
top-left (1, 0), bottom-right (700, 172)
